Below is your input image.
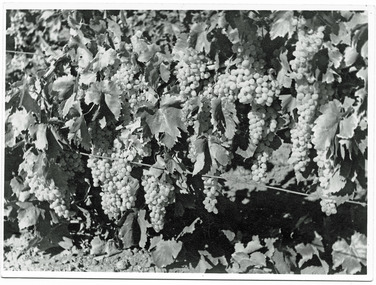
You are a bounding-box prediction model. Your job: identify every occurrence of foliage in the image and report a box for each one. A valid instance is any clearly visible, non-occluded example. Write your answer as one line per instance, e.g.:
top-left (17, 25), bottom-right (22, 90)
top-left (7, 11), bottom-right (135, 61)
top-left (4, 9), bottom-right (368, 275)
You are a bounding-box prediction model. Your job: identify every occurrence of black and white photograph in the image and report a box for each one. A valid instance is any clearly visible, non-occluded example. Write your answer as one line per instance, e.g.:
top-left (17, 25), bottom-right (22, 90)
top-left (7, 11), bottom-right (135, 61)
top-left (1, 1), bottom-right (374, 282)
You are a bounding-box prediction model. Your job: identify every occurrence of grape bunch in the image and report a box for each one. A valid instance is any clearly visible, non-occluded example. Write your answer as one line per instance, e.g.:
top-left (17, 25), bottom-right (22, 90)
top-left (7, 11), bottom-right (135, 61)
top-left (250, 145), bottom-right (271, 183)
top-left (289, 26), bottom-right (325, 82)
top-left (248, 105), bottom-right (281, 149)
top-left (26, 175), bottom-right (70, 219)
top-left (314, 148), bottom-right (336, 190)
top-left (187, 135), bottom-right (197, 163)
top-left (214, 60), bottom-right (280, 106)
top-left (87, 129), bottom-right (146, 219)
top-left (111, 61), bottom-right (140, 93)
top-left (142, 174), bottom-right (175, 232)
top-left (181, 97), bottom-right (199, 128)
top-left (174, 48), bottom-right (214, 100)
top-left (320, 197), bottom-right (337, 216)
top-left (238, 72), bottom-right (280, 106)
top-left (56, 150), bottom-right (85, 180)
top-left (289, 84), bottom-right (319, 173)
top-left (202, 177), bottom-right (221, 214)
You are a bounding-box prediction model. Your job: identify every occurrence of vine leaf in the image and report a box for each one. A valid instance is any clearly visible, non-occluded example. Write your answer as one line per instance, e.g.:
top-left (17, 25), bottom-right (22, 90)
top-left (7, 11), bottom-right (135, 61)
top-left (52, 75), bottom-right (75, 101)
top-left (90, 236), bottom-right (106, 256)
top-left (131, 32), bottom-right (160, 63)
top-left (85, 82), bottom-right (102, 105)
top-left (17, 204), bottom-right (43, 230)
top-left (29, 123), bottom-right (48, 151)
top-left (344, 46), bottom-right (359, 67)
top-left (151, 238), bottom-right (182, 268)
top-left (338, 114), bottom-right (358, 140)
top-left (270, 11), bottom-right (295, 40)
top-left (119, 212), bottom-right (137, 249)
top-left (332, 231), bottom-right (367, 274)
top-left (208, 138), bottom-right (229, 167)
top-left (190, 22), bottom-right (211, 53)
top-left (312, 100), bottom-right (342, 151)
top-left (145, 103), bottom-right (187, 149)
top-left (19, 81), bottom-right (41, 116)
top-left (236, 138), bottom-right (257, 159)
top-left (160, 62), bottom-right (170, 83)
top-left (7, 108), bottom-right (36, 143)
top-left (177, 218), bottom-right (202, 239)
top-left (77, 46), bottom-right (93, 72)
top-left (104, 92), bottom-right (122, 120)
top-left (330, 22), bottom-right (351, 46)
top-left (295, 232), bottom-right (328, 273)
top-left (279, 94), bottom-right (296, 114)
top-left (222, 99), bottom-right (239, 140)
top-left (192, 137), bottom-right (211, 175)
top-left (79, 72), bottom-right (97, 86)
top-left (137, 210), bottom-right (151, 249)
top-left (277, 50), bottom-right (292, 88)
top-left (92, 47), bottom-right (116, 72)
top-left (231, 236), bottom-right (266, 271)
top-left (172, 33), bottom-right (189, 60)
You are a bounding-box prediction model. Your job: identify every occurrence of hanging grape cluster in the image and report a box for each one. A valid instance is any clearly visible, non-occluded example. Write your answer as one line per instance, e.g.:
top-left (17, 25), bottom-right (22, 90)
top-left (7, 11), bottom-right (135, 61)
top-left (202, 177), bottom-right (221, 214)
top-left (174, 47), bottom-right (214, 100)
top-left (87, 128), bottom-right (147, 219)
top-left (141, 174), bottom-right (175, 232)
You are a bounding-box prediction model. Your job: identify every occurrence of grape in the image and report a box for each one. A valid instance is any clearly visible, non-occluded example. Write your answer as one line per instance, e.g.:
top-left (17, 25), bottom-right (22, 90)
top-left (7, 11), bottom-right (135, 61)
top-left (87, 128), bottom-right (147, 220)
top-left (26, 175), bottom-right (70, 219)
top-left (56, 150), bottom-right (85, 180)
top-left (187, 135), bottom-right (197, 163)
top-left (250, 145), bottom-right (271, 183)
top-left (174, 48), bottom-right (213, 100)
top-left (141, 174), bottom-right (175, 232)
top-left (111, 61), bottom-right (139, 93)
top-left (320, 197), bottom-right (337, 216)
top-left (289, 26), bottom-right (325, 82)
top-left (248, 109), bottom-right (266, 146)
top-left (202, 177), bottom-right (221, 214)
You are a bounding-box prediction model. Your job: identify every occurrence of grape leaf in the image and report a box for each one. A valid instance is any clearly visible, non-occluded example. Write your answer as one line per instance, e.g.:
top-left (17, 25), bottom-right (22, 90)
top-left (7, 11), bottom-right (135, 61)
top-left (327, 169), bottom-right (347, 194)
top-left (17, 204), bottom-right (43, 229)
top-left (234, 236), bottom-right (263, 254)
top-left (222, 99), bottom-right (239, 140)
top-left (29, 123), bottom-right (48, 151)
top-left (356, 67), bottom-right (367, 85)
top-left (301, 266), bottom-right (328, 274)
top-left (272, 249), bottom-right (291, 274)
top-left (92, 47), bottom-right (116, 72)
top-left (79, 72), bottom-right (97, 86)
top-left (279, 94), bottom-right (297, 114)
top-left (7, 108), bottom-right (36, 139)
top-left (137, 210), bottom-right (151, 249)
top-left (131, 33), bottom-right (160, 63)
top-left (222, 230), bottom-right (236, 242)
top-left (177, 218), bottom-right (202, 239)
top-left (62, 93), bottom-right (81, 118)
top-left (145, 104), bottom-right (187, 149)
top-left (338, 114), bottom-right (359, 139)
top-left (52, 75), bottom-right (75, 101)
top-left (270, 11), bottom-right (295, 40)
top-left (344, 46), bottom-right (359, 67)
top-left (76, 46), bottom-right (93, 73)
top-left (330, 22), bottom-right (351, 45)
top-left (190, 22), bottom-right (211, 53)
top-left (295, 243), bottom-right (316, 268)
top-left (160, 62), bottom-right (170, 83)
top-left (328, 45), bottom-right (343, 69)
top-left (10, 177), bottom-right (25, 198)
top-left (107, 19), bottom-right (122, 39)
top-left (90, 236), bottom-right (106, 256)
top-left (312, 100), bottom-right (342, 151)
top-left (104, 92), bottom-right (122, 120)
top-left (332, 232), bottom-right (367, 274)
top-left (236, 138), bottom-right (257, 159)
top-left (151, 238), bottom-right (182, 268)
top-left (172, 33), bottom-right (189, 60)
top-left (119, 212), bottom-right (137, 249)
top-left (264, 237), bottom-right (278, 258)
top-left (192, 137), bottom-right (211, 175)
top-left (19, 81), bottom-right (41, 116)
top-left (277, 50), bottom-right (292, 88)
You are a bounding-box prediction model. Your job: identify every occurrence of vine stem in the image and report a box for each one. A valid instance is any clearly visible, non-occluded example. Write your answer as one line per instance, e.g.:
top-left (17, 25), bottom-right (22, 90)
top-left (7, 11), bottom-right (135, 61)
top-left (79, 152), bottom-right (367, 207)
top-left (6, 50), bottom-right (35, 56)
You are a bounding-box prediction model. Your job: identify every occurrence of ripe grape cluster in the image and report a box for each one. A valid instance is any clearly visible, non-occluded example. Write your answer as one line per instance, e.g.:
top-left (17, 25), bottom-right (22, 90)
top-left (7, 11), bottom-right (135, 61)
top-left (27, 175), bottom-right (70, 218)
top-left (202, 177), bottom-right (221, 214)
top-left (320, 197), bottom-right (337, 216)
top-left (187, 135), bottom-right (197, 163)
top-left (111, 61), bottom-right (140, 92)
top-left (141, 174), bottom-right (175, 232)
top-left (289, 27), bottom-right (325, 82)
top-left (87, 129), bottom-right (145, 219)
top-left (174, 48), bottom-right (214, 100)
top-left (56, 150), bottom-right (85, 180)
top-left (289, 84), bottom-right (318, 173)
top-left (250, 145), bottom-right (272, 183)
top-left (213, 60), bottom-right (280, 106)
